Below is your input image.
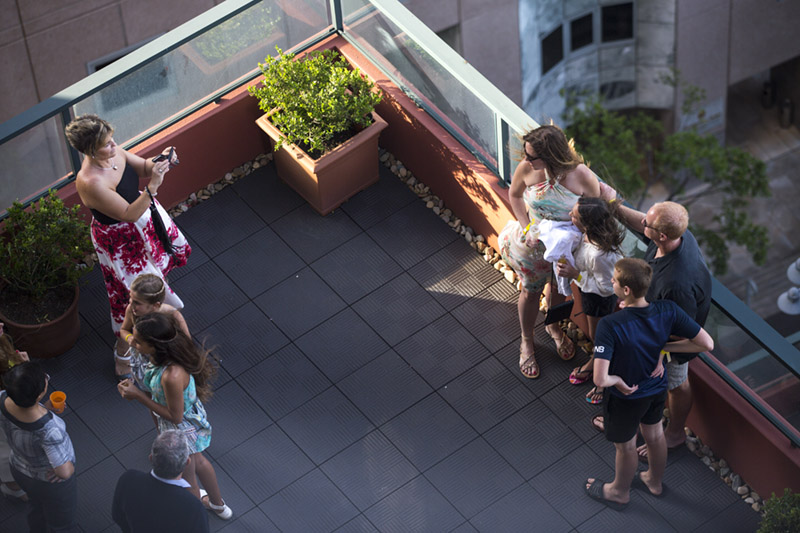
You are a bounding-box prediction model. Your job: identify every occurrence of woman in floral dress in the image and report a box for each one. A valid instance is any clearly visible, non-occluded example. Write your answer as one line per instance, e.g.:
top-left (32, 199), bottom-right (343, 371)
top-left (66, 115), bottom-right (190, 379)
top-left (500, 125), bottom-right (602, 379)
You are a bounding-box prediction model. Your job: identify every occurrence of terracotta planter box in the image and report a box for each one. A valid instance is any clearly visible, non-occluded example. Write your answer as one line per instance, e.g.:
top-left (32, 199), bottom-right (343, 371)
top-left (255, 111), bottom-right (388, 215)
top-left (0, 285), bottom-right (80, 359)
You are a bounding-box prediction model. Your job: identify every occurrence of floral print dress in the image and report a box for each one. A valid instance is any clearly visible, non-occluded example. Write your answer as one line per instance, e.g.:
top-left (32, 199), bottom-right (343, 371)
top-left (500, 178), bottom-right (581, 292)
top-left (91, 199), bottom-right (190, 334)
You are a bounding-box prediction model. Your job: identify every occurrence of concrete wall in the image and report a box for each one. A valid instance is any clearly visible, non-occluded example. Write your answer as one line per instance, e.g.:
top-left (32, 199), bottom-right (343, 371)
top-left (520, 0), bottom-right (676, 125)
top-left (728, 0), bottom-right (800, 85)
top-left (0, 0), bottom-right (220, 123)
top-left (675, 0), bottom-right (800, 136)
top-left (402, 0), bottom-right (522, 104)
top-left (674, 0), bottom-right (729, 134)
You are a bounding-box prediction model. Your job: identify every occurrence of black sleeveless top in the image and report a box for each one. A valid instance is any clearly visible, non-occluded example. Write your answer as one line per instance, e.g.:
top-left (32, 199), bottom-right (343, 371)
top-left (90, 164), bottom-right (140, 225)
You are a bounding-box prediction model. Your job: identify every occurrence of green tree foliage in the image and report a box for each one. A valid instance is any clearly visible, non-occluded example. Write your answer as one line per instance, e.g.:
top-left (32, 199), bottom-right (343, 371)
top-left (562, 81), bottom-right (770, 276)
top-left (758, 488), bottom-right (800, 533)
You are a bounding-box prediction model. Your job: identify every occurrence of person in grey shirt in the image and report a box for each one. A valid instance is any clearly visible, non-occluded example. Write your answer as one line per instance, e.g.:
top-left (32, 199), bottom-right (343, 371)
top-left (0, 362), bottom-right (77, 532)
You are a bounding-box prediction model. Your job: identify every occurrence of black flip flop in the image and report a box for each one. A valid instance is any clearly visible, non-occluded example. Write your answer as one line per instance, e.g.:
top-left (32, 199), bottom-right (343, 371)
top-left (585, 479), bottom-right (628, 511)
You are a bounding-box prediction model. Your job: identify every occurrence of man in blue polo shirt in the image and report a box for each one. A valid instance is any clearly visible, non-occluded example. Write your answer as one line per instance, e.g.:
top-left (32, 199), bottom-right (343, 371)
top-left (584, 258), bottom-right (713, 510)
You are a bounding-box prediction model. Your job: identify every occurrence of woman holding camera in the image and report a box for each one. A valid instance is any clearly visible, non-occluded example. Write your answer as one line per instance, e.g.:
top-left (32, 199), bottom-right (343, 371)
top-left (66, 115), bottom-right (191, 380)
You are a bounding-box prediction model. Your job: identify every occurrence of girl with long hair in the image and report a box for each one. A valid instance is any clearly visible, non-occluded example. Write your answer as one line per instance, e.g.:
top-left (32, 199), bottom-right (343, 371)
top-left (556, 197), bottom-right (624, 403)
top-left (117, 313), bottom-right (232, 520)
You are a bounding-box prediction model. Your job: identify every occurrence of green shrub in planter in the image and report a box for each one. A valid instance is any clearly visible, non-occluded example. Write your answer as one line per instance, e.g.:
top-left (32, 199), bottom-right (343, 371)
top-left (249, 47), bottom-right (382, 158)
top-left (759, 488), bottom-right (800, 533)
top-left (0, 190), bottom-right (93, 322)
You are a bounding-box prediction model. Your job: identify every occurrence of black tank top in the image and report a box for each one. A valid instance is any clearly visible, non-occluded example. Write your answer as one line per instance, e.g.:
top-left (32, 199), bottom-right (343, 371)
top-left (90, 164), bottom-right (140, 225)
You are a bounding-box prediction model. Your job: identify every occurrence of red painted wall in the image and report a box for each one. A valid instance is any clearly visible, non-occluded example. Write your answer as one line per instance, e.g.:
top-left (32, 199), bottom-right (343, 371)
top-left (688, 356), bottom-right (800, 497)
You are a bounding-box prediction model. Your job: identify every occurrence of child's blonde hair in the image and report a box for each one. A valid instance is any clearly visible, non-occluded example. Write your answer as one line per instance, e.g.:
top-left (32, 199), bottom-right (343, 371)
top-left (130, 273), bottom-right (167, 305)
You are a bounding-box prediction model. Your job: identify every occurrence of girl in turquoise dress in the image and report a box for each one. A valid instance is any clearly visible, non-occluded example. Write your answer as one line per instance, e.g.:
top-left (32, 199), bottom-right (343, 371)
top-left (500, 125), bottom-right (603, 379)
top-left (117, 313), bottom-right (232, 520)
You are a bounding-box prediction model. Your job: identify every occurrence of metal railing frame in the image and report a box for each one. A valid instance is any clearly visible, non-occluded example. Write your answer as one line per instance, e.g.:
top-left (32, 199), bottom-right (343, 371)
top-left (1, 0), bottom-right (798, 446)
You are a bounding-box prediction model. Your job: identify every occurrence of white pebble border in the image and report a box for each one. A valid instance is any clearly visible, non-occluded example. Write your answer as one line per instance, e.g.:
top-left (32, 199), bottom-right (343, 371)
top-left (85, 148), bottom-right (764, 513)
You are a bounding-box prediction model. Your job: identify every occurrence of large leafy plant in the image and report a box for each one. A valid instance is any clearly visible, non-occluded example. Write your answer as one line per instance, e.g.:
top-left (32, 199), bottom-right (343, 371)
top-left (0, 190), bottom-right (93, 303)
top-left (759, 488), bottom-right (800, 533)
top-left (249, 47), bottom-right (382, 158)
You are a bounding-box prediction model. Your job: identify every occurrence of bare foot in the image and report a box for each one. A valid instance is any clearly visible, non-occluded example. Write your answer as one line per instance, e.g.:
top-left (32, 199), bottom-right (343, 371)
top-left (637, 470), bottom-right (663, 497)
top-left (638, 425), bottom-right (685, 459)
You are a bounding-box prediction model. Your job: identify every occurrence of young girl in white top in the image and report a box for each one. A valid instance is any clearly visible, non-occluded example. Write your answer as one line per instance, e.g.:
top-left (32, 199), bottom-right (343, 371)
top-left (556, 197), bottom-right (624, 403)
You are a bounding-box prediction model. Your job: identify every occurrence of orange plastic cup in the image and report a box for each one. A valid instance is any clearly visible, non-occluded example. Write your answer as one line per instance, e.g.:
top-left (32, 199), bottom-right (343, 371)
top-left (49, 391), bottom-right (66, 414)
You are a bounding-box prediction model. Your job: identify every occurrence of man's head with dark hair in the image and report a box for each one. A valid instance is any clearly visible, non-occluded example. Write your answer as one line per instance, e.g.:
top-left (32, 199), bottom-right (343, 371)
top-left (3, 362), bottom-right (47, 408)
top-left (150, 430), bottom-right (190, 479)
top-left (614, 258), bottom-right (653, 299)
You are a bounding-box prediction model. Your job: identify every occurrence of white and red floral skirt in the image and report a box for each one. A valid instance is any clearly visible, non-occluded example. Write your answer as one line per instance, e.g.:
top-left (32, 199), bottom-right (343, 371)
top-left (90, 200), bottom-right (191, 334)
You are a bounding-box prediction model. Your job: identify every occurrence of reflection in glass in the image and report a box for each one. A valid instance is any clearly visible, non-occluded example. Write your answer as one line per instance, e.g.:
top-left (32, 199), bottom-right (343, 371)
top-left (340, 0), bottom-right (497, 168)
top-left (72, 0), bottom-right (330, 144)
top-left (0, 118), bottom-right (71, 211)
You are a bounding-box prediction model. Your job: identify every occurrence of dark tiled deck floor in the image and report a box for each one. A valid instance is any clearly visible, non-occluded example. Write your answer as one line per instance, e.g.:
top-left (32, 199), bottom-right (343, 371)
top-left (0, 164), bottom-right (761, 532)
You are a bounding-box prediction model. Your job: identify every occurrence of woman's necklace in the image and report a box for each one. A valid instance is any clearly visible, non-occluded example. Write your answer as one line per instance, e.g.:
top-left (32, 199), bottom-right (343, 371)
top-left (92, 158), bottom-right (117, 171)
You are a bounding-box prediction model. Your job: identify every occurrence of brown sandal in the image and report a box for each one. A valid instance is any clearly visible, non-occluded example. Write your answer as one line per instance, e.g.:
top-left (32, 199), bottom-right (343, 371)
top-left (519, 336), bottom-right (539, 379)
top-left (553, 333), bottom-right (575, 361)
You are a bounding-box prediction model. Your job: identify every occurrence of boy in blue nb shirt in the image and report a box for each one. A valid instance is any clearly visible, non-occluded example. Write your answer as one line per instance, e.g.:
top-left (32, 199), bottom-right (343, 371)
top-left (585, 258), bottom-right (713, 511)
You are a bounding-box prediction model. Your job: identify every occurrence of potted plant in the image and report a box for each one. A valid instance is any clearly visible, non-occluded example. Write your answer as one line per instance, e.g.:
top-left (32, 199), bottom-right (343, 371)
top-left (759, 488), bottom-right (800, 532)
top-left (249, 47), bottom-right (387, 215)
top-left (0, 190), bottom-right (94, 358)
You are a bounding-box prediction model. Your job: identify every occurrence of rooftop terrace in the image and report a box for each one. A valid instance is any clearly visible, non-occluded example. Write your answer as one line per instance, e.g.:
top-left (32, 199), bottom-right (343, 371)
top-left (0, 0), bottom-right (798, 531)
top-left (0, 161), bottom-right (763, 532)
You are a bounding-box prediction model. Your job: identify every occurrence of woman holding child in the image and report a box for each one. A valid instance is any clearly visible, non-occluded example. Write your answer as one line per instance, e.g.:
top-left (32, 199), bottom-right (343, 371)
top-left (500, 125), bottom-right (603, 379)
top-left (65, 115), bottom-right (191, 380)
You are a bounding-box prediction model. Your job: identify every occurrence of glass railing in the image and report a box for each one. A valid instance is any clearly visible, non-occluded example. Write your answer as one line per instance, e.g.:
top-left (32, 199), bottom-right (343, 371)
top-left (1, 0), bottom-right (798, 444)
top-left (339, 0), bottom-right (532, 184)
top-left (0, 0), bottom-right (331, 213)
top-left (624, 225), bottom-right (800, 445)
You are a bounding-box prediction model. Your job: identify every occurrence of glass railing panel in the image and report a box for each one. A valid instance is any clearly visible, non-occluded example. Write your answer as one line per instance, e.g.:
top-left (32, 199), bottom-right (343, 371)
top-left (339, 0), bottom-right (498, 169)
top-left (705, 304), bottom-right (800, 430)
top-left (72, 0), bottom-right (330, 145)
top-left (0, 117), bottom-right (71, 209)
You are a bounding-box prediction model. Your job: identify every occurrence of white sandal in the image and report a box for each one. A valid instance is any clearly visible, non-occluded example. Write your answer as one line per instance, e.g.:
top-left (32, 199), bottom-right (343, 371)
top-left (199, 489), bottom-right (233, 520)
top-left (114, 351), bottom-right (133, 381)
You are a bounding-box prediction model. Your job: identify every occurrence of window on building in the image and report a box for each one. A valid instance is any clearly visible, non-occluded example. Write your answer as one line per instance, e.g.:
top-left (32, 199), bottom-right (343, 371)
top-left (541, 26), bottom-right (563, 75)
top-left (601, 3), bottom-right (634, 42)
top-left (437, 24), bottom-right (462, 55)
top-left (570, 14), bottom-right (593, 51)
